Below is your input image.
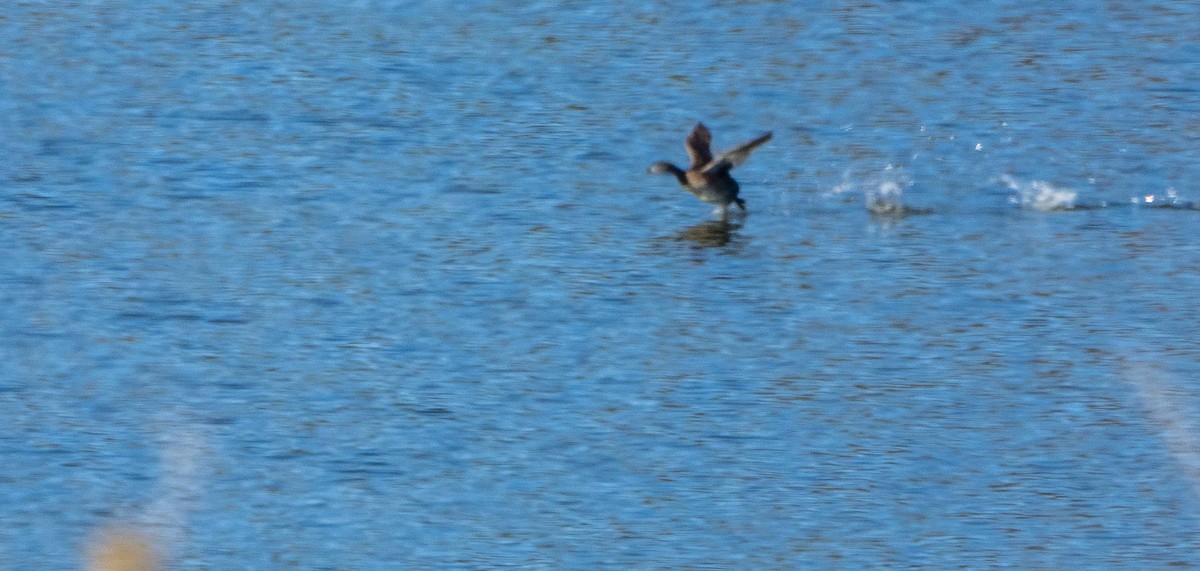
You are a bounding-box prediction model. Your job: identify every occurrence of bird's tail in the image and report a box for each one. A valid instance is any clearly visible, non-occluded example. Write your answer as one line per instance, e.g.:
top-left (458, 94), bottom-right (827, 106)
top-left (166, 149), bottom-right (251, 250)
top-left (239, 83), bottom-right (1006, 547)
top-left (735, 198), bottom-right (746, 211)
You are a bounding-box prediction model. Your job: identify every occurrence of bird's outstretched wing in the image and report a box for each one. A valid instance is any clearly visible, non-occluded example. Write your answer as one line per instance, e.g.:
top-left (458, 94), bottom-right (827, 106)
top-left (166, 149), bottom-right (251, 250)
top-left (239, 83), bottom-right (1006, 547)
top-left (702, 131), bottom-right (773, 174)
top-left (685, 123), bottom-right (714, 170)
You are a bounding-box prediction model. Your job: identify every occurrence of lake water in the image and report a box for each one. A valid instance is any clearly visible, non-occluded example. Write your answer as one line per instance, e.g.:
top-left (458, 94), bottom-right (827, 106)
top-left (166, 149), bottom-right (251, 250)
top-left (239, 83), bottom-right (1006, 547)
top-left (3, 1), bottom-right (1200, 568)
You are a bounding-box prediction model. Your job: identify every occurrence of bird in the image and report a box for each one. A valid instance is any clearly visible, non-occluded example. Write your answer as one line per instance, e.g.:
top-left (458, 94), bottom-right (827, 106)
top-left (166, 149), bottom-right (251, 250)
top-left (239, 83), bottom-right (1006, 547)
top-left (648, 122), bottom-right (772, 216)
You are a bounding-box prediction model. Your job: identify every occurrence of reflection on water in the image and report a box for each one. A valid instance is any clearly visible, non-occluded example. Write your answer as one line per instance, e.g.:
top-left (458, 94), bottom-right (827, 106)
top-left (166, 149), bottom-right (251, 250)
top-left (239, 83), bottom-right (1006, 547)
top-left (674, 220), bottom-right (739, 248)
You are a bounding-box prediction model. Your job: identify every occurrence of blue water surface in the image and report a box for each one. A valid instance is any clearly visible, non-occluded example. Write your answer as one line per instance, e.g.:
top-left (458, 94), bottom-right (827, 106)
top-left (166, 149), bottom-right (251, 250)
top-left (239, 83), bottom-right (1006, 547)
top-left (2, 1), bottom-right (1200, 568)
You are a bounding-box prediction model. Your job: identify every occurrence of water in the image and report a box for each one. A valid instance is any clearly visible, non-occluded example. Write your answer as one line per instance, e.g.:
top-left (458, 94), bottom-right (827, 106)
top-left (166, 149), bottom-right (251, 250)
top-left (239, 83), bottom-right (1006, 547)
top-left (3, 1), bottom-right (1200, 568)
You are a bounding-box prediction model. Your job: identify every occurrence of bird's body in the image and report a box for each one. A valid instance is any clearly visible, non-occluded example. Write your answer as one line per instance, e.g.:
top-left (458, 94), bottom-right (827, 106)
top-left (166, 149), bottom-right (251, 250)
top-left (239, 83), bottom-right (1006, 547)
top-left (648, 123), bottom-right (772, 215)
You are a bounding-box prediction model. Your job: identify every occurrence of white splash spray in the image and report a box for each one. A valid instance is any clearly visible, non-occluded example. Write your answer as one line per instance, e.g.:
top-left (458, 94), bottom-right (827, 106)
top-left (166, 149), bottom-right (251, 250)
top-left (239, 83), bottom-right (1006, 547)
top-left (999, 175), bottom-right (1077, 211)
top-left (832, 164), bottom-right (917, 215)
top-left (866, 179), bottom-right (908, 216)
top-left (1132, 186), bottom-right (1185, 207)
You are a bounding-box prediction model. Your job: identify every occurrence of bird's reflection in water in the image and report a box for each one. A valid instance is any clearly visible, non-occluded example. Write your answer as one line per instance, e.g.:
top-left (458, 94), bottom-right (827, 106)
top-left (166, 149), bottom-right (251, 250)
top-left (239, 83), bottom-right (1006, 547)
top-left (675, 219), bottom-right (740, 248)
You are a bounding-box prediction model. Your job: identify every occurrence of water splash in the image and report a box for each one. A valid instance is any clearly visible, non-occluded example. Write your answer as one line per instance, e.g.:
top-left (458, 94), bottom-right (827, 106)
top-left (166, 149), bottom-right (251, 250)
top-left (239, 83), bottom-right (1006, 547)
top-left (863, 165), bottom-right (932, 217)
top-left (999, 175), bottom-right (1077, 211)
top-left (865, 179), bottom-right (907, 216)
top-left (832, 165), bottom-right (926, 216)
top-left (1132, 187), bottom-right (1195, 209)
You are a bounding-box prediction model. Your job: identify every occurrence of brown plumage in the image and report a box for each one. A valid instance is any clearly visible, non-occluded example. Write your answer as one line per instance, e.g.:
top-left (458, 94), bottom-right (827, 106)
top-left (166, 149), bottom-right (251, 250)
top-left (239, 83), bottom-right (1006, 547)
top-left (648, 122), bottom-right (773, 214)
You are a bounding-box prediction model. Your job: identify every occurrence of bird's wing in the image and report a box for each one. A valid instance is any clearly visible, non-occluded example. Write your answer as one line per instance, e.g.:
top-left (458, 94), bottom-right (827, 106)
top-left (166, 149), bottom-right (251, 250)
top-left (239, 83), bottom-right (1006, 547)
top-left (684, 123), bottom-right (714, 170)
top-left (702, 131), bottom-right (773, 174)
